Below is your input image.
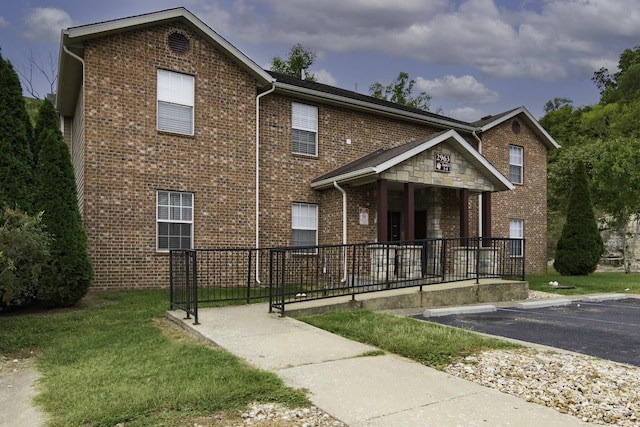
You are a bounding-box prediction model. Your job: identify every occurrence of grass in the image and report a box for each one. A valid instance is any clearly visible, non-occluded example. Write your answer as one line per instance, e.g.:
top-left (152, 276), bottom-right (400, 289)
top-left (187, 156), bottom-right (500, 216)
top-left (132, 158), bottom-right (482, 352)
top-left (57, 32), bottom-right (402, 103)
top-left (3, 270), bottom-right (638, 425)
top-left (526, 268), bottom-right (640, 295)
top-left (0, 290), bottom-right (309, 427)
top-left (298, 310), bottom-right (520, 370)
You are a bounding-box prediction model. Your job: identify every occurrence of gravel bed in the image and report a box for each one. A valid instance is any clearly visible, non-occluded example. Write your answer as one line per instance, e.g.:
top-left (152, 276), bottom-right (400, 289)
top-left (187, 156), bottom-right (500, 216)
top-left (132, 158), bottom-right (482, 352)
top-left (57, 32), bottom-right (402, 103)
top-left (446, 348), bottom-right (640, 426)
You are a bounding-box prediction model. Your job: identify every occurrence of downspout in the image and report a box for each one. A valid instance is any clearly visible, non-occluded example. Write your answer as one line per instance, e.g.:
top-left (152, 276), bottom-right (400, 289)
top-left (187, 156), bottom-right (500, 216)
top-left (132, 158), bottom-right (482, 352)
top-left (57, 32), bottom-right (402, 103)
top-left (255, 83), bottom-right (276, 284)
top-left (333, 181), bottom-right (348, 282)
top-left (472, 130), bottom-right (483, 239)
top-left (62, 43), bottom-right (85, 157)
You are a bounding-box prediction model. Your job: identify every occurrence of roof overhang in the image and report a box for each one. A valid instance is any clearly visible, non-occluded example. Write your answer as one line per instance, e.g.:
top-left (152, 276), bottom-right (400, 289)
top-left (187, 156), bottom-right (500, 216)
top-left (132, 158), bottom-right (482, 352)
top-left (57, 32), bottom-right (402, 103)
top-left (311, 129), bottom-right (514, 192)
top-left (273, 82), bottom-right (478, 133)
top-left (478, 106), bottom-right (560, 150)
top-left (56, 7), bottom-right (275, 116)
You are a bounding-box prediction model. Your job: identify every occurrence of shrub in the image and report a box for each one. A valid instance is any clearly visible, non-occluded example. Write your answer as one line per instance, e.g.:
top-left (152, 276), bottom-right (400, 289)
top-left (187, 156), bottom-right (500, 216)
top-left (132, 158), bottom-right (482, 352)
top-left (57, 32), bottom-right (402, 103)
top-left (0, 207), bottom-right (50, 308)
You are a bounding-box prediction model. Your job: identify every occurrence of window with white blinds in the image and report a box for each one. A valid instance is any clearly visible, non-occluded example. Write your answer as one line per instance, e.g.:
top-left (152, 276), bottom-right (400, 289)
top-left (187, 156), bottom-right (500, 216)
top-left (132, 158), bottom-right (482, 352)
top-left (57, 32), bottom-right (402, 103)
top-left (509, 145), bottom-right (523, 184)
top-left (292, 202), bottom-right (318, 253)
top-left (292, 102), bottom-right (317, 155)
top-left (509, 219), bottom-right (524, 257)
top-left (157, 191), bottom-right (193, 251)
top-left (157, 69), bottom-right (194, 135)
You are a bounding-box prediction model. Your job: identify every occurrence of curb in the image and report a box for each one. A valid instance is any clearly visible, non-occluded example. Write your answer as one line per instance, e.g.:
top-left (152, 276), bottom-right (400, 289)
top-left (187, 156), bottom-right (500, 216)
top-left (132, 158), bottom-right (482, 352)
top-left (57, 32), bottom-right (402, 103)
top-left (423, 304), bottom-right (496, 317)
top-left (515, 299), bottom-right (572, 309)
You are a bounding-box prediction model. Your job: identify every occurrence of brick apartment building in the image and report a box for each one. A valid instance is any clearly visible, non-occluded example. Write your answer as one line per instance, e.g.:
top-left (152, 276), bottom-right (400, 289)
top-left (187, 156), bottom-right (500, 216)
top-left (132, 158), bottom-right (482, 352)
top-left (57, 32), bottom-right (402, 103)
top-left (55, 8), bottom-right (559, 290)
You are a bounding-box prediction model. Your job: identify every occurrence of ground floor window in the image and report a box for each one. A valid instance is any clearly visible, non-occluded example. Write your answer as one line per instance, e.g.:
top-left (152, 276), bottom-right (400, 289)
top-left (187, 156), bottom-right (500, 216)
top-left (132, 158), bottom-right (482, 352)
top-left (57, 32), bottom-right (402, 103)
top-left (157, 190), bottom-right (193, 251)
top-left (509, 218), bottom-right (524, 257)
top-left (292, 202), bottom-right (318, 253)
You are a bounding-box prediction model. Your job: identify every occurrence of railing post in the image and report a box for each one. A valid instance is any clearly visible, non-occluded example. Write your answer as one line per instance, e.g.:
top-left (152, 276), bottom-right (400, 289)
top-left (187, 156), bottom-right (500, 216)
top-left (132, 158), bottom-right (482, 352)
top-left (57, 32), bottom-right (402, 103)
top-left (441, 238), bottom-right (447, 281)
top-left (246, 249), bottom-right (253, 304)
top-left (521, 239), bottom-right (526, 281)
top-left (475, 237), bottom-right (480, 284)
top-left (350, 244), bottom-right (357, 299)
top-left (191, 250), bottom-right (199, 325)
top-left (169, 250), bottom-right (174, 310)
top-left (184, 251), bottom-right (191, 320)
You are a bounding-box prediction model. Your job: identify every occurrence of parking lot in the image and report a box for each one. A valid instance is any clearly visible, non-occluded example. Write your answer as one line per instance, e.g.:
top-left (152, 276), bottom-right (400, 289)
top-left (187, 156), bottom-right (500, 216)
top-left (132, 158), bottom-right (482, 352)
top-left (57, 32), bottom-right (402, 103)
top-left (415, 297), bottom-right (640, 367)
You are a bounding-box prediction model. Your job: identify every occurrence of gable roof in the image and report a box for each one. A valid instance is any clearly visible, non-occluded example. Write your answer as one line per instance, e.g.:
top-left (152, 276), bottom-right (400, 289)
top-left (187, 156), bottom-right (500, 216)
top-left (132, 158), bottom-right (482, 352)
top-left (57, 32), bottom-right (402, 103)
top-left (311, 129), bottom-right (514, 191)
top-left (55, 7), bottom-right (560, 153)
top-left (471, 106), bottom-right (560, 150)
top-left (56, 7), bottom-right (274, 116)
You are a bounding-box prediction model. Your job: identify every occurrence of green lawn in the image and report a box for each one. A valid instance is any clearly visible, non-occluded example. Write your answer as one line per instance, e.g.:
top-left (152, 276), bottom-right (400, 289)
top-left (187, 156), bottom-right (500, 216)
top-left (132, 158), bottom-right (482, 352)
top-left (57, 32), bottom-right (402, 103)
top-left (526, 268), bottom-right (640, 295)
top-left (0, 291), bottom-right (308, 427)
top-left (2, 271), bottom-right (638, 425)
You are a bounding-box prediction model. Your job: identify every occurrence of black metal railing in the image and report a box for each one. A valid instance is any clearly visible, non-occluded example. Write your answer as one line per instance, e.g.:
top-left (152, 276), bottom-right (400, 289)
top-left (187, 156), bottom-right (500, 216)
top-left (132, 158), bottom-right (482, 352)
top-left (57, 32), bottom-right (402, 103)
top-left (169, 237), bottom-right (525, 319)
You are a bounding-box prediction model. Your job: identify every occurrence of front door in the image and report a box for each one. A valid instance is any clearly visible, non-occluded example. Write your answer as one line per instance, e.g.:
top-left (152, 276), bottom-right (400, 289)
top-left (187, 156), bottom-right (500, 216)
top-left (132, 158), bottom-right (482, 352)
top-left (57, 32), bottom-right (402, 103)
top-left (415, 210), bottom-right (427, 240)
top-left (388, 211), bottom-right (401, 241)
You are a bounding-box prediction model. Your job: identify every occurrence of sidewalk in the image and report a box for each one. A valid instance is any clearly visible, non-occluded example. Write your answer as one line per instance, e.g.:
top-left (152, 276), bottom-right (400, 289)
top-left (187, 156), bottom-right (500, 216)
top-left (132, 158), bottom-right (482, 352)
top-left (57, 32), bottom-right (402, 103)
top-left (167, 304), bottom-right (594, 427)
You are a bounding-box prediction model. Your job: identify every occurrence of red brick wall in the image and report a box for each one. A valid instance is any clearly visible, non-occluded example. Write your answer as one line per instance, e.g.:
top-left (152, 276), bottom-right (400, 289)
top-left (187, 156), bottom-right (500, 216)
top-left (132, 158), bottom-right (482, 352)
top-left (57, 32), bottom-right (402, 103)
top-left (76, 22), bottom-right (550, 289)
top-left (480, 119), bottom-right (549, 273)
top-left (81, 23), bottom-right (258, 289)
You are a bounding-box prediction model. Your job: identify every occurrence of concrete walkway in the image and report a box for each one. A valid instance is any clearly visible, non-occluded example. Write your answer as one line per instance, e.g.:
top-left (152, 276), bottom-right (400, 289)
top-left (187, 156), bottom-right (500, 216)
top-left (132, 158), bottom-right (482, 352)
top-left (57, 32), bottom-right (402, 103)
top-left (167, 304), bottom-right (595, 426)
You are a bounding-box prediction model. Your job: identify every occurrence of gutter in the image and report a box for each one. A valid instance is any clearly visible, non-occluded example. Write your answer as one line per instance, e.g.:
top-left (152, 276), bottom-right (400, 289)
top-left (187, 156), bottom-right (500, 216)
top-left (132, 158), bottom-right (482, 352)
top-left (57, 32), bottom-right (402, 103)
top-left (472, 129), bottom-right (484, 238)
top-left (61, 42), bottom-right (85, 167)
top-left (333, 181), bottom-right (348, 283)
top-left (254, 83), bottom-right (276, 284)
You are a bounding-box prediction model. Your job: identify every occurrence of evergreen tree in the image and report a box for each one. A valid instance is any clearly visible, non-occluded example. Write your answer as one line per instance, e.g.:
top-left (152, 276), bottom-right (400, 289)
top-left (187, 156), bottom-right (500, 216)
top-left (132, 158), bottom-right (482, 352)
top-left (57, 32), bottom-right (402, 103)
top-left (33, 100), bottom-right (92, 306)
top-left (554, 160), bottom-right (603, 275)
top-left (0, 53), bottom-right (34, 211)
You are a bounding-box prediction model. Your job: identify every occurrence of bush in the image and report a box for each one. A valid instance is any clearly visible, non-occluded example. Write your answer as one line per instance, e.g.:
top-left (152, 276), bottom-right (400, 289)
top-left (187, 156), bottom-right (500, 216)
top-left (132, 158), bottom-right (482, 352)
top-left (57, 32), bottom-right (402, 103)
top-left (554, 160), bottom-right (603, 275)
top-left (0, 207), bottom-right (50, 308)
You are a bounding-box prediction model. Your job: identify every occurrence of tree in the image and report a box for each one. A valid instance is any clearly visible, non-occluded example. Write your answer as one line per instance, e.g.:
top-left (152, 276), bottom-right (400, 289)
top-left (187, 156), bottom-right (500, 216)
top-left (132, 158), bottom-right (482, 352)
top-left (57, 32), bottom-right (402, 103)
top-left (0, 53), bottom-right (34, 211)
top-left (554, 160), bottom-right (603, 275)
top-left (16, 49), bottom-right (58, 100)
top-left (32, 100), bottom-right (93, 306)
top-left (592, 46), bottom-right (640, 104)
top-left (591, 137), bottom-right (640, 273)
top-left (270, 44), bottom-right (317, 81)
top-left (369, 71), bottom-right (431, 111)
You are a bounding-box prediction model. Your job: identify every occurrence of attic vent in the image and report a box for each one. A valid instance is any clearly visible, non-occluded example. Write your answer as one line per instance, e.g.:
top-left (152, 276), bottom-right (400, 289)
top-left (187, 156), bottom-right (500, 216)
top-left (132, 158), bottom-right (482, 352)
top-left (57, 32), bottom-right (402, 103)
top-left (168, 32), bottom-right (190, 54)
top-left (512, 120), bottom-right (521, 135)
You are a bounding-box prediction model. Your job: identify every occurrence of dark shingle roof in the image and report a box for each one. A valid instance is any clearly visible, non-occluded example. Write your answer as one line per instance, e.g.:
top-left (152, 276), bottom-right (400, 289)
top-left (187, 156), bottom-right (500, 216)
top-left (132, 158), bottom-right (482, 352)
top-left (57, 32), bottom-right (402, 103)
top-left (267, 71), bottom-right (473, 128)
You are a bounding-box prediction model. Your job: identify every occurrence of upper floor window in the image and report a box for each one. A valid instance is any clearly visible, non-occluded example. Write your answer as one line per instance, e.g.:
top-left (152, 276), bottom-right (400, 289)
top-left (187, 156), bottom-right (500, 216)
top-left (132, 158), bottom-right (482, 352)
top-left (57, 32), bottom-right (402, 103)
top-left (509, 219), bottom-right (524, 257)
top-left (292, 202), bottom-right (318, 253)
top-left (157, 69), bottom-right (194, 135)
top-left (292, 102), bottom-right (317, 156)
top-left (509, 145), bottom-right (523, 184)
top-left (157, 191), bottom-right (193, 251)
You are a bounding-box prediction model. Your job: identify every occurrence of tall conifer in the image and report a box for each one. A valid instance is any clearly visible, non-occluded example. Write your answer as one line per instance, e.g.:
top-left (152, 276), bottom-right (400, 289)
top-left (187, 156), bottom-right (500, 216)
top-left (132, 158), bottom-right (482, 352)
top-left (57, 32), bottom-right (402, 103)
top-left (0, 53), bottom-right (34, 211)
top-left (33, 99), bottom-right (93, 306)
top-left (554, 160), bottom-right (603, 275)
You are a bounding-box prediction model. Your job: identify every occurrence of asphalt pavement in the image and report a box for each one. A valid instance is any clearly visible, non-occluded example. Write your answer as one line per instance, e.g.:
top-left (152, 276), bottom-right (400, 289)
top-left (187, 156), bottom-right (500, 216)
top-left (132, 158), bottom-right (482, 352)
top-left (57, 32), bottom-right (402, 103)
top-left (417, 296), bottom-right (640, 367)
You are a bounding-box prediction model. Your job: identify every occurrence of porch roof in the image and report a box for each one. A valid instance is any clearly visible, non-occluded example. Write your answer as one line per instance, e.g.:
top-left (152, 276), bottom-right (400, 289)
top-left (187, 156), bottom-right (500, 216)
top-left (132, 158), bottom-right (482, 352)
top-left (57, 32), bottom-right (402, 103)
top-left (311, 129), bottom-right (514, 192)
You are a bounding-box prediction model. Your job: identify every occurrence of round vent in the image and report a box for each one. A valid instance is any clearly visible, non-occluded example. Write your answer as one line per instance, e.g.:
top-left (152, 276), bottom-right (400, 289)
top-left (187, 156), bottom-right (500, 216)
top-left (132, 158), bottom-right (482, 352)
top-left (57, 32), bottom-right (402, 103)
top-left (168, 32), bottom-right (190, 54)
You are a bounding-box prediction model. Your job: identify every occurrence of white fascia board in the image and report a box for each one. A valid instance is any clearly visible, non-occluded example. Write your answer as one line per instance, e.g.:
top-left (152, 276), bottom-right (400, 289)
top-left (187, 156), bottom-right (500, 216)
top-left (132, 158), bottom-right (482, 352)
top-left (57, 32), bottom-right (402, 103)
top-left (64, 8), bottom-right (274, 85)
top-left (274, 83), bottom-right (477, 132)
top-left (373, 130), bottom-right (456, 173)
top-left (310, 167), bottom-right (378, 189)
top-left (373, 129), bottom-right (514, 191)
top-left (480, 106), bottom-right (560, 150)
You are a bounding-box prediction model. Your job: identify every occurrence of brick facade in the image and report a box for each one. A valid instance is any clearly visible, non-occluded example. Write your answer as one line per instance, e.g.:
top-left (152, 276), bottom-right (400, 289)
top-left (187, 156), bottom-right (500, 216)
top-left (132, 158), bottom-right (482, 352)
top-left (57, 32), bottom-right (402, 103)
top-left (59, 9), bottom-right (553, 290)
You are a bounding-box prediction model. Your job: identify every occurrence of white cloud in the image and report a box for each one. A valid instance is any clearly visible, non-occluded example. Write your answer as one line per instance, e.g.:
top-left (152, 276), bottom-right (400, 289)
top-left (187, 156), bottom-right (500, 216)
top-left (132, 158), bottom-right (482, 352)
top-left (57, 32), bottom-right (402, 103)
top-left (23, 7), bottom-right (72, 42)
top-left (415, 75), bottom-right (499, 104)
top-left (0, 16), bottom-right (8, 28)
top-left (199, 0), bottom-right (640, 82)
top-left (447, 106), bottom-right (485, 122)
top-left (314, 69), bottom-right (338, 87)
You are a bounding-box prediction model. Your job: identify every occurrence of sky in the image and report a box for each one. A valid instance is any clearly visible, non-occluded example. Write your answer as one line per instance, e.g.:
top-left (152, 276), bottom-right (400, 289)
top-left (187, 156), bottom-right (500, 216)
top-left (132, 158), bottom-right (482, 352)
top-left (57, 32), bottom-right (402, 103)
top-left (1, 0), bottom-right (639, 121)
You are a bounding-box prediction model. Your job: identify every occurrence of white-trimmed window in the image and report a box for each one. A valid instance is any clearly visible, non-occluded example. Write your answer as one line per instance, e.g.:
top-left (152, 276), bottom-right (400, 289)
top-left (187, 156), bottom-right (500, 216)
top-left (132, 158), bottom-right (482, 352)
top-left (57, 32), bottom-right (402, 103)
top-left (509, 145), bottom-right (523, 184)
top-left (509, 219), bottom-right (524, 257)
top-left (157, 191), bottom-right (193, 251)
top-left (292, 203), bottom-right (318, 252)
top-left (157, 69), bottom-right (194, 135)
top-left (292, 102), bottom-right (318, 156)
